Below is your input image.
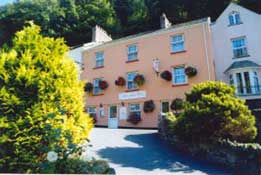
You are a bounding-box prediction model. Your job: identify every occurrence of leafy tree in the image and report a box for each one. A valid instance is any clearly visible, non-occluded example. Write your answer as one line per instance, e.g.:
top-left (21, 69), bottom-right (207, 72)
top-left (0, 22), bottom-right (93, 173)
top-left (0, 0), bottom-right (260, 47)
top-left (0, 0), bottom-right (119, 46)
top-left (173, 81), bottom-right (257, 143)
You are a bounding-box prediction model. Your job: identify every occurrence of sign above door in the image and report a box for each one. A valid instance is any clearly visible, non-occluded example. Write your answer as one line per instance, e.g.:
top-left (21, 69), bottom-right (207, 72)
top-left (118, 90), bottom-right (146, 100)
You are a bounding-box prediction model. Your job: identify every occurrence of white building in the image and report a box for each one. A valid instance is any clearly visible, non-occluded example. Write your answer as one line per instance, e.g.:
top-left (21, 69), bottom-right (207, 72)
top-left (211, 3), bottom-right (261, 103)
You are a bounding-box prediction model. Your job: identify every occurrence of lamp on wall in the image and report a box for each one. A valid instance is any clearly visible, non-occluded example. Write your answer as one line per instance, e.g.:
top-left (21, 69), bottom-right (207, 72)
top-left (121, 102), bottom-right (125, 106)
top-left (153, 58), bottom-right (160, 76)
top-left (99, 103), bottom-right (103, 107)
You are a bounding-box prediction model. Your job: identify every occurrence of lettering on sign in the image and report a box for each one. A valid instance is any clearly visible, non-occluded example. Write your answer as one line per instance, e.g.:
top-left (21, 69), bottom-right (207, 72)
top-left (118, 91), bottom-right (146, 100)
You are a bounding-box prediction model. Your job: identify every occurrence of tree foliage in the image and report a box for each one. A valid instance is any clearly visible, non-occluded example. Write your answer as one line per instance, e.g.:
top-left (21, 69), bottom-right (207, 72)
top-left (0, 22), bottom-right (93, 173)
top-left (173, 81), bottom-right (257, 143)
top-left (0, 0), bottom-right (260, 46)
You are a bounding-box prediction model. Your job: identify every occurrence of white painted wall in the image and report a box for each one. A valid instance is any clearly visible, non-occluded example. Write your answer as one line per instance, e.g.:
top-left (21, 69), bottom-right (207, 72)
top-left (211, 3), bottom-right (261, 84)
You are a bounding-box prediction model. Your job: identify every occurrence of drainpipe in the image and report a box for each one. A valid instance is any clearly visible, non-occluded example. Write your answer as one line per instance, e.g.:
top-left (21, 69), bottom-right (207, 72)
top-left (203, 19), bottom-right (211, 80)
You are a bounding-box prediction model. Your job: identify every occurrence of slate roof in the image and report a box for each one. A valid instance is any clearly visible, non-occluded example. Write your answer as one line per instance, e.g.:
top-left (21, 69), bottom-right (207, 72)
top-left (225, 60), bottom-right (261, 72)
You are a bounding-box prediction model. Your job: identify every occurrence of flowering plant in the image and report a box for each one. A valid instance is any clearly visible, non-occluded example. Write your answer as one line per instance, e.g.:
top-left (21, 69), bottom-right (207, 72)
top-left (143, 100), bottom-right (155, 113)
top-left (84, 82), bottom-right (93, 92)
top-left (115, 76), bottom-right (126, 86)
top-left (127, 113), bottom-right (142, 125)
top-left (160, 70), bottom-right (172, 81)
top-left (185, 66), bottom-right (197, 78)
top-left (98, 80), bottom-right (109, 90)
top-left (134, 74), bottom-right (145, 86)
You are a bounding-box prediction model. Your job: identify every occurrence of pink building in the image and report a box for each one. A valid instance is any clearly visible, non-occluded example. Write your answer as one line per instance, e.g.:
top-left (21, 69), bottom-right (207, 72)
top-left (81, 16), bottom-right (215, 128)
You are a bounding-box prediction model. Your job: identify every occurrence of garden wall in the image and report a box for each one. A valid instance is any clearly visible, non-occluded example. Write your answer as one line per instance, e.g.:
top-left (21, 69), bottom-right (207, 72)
top-left (158, 116), bottom-right (261, 175)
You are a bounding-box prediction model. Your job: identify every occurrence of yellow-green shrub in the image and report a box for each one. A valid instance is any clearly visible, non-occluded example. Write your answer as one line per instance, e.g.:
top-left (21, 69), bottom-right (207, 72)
top-left (0, 22), bottom-right (93, 173)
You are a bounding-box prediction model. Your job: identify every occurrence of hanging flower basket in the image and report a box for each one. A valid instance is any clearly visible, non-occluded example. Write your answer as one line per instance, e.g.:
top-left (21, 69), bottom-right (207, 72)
top-left (134, 74), bottom-right (145, 86)
top-left (84, 82), bottom-right (93, 93)
top-left (160, 70), bottom-right (172, 81)
top-left (115, 76), bottom-right (126, 86)
top-left (127, 113), bottom-right (142, 125)
top-left (99, 80), bottom-right (109, 90)
top-left (143, 100), bottom-right (155, 113)
top-left (185, 66), bottom-right (197, 78)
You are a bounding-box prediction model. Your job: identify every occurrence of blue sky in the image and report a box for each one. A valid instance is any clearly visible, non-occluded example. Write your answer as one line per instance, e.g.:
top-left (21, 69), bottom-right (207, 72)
top-left (0, 0), bottom-right (15, 6)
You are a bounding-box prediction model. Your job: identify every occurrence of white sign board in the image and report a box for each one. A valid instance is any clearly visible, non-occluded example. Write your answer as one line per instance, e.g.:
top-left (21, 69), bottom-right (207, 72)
top-left (119, 107), bottom-right (127, 120)
top-left (118, 91), bottom-right (146, 100)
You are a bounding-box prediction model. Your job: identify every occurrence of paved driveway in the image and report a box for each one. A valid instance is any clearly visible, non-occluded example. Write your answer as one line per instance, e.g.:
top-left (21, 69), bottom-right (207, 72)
top-left (88, 128), bottom-right (233, 175)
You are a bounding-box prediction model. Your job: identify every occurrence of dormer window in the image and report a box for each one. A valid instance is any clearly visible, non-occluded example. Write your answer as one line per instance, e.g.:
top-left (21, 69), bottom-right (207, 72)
top-left (229, 11), bottom-right (241, 26)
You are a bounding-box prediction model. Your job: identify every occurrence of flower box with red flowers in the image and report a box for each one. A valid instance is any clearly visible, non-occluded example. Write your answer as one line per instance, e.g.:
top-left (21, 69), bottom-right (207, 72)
top-left (185, 66), bottom-right (197, 78)
top-left (115, 76), bottom-right (126, 86)
top-left (98, 80), bottom-right (109, 90)
top-left (160, 70), bottom-right (172, 81)
top-left (134, 74), bottom-right (145, 86)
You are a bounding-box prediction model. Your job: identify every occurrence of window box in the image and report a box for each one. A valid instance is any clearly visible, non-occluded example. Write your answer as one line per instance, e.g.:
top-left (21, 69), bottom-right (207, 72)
top-left (126, 59), bottom-right (139, 63)
top-left (93, 66), bottom-right (104, 69)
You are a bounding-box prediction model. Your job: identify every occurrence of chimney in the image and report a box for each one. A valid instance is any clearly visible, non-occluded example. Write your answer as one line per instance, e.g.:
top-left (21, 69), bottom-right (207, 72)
top-left (160, 13), bottom-right (172, 29)
top-left (92, 25), bottom-right (112, 42)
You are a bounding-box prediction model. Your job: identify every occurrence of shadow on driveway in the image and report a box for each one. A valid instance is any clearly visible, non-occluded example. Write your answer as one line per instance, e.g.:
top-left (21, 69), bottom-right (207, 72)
top-left (96, 131), bottom-right (233, 175)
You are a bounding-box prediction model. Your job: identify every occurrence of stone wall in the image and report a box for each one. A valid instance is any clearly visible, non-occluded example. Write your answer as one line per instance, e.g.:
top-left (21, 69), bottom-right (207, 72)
top-left (158, 116), bottom-right (261, 175)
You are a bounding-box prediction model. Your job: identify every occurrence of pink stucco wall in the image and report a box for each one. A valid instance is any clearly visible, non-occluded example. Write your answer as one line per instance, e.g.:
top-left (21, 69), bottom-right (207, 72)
top-left (81, 20), bottom-right (215, 128)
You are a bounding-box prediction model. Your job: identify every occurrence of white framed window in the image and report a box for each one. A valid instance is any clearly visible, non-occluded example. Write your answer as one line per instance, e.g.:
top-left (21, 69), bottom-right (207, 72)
top-left (229, 11), bottom-right (241, 26)
top-left (86, 106), bottom-right (97, 118)
top-left (93, 78), bottom-right (102, 95)
top-left (127, 72), bottom-right (138, 90)
top-left (95, 52), bottom-right (104, 67)
top-left (129, 103), bottom-right (141, 117)
top-left (253, 72), bottom-right (260, 93)
top-left (127, 45), bottom-right (138, 61)
top-left (232, 71), bottom-right (260, 95)
top-left (229, 74), bottom-right (234, 86)
top-left (232, 37), bottom-right (248, 58)
top-left (171, 34), bottom-right (185, 53)
top-left (161, 101), bottom-right (170, 113)
top-left (173, 67), bottom-right (187, 85)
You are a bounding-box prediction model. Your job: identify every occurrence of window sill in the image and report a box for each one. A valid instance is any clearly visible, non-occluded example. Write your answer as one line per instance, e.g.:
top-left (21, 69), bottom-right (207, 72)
top-left (125, 88), bottom-right (140, 92)
top-left (232, 55), bottom-right (250, 59)
top-left (126, 59), bottom-right (139, 63)
top-left (172, 83), bottom-right (189, 87)
top-left (93, 66), bottom-right (104, 69)
top-left (171, 50), bottom-right (186, 55)
top-left (92, 93), bottom-right (104, 96)
top-left (228, 22), bottom-right (243, 27)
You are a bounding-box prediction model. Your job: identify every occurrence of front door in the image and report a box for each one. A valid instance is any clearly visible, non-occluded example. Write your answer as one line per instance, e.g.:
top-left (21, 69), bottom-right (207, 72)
top-left (108, 105), bottom-right (118, 128)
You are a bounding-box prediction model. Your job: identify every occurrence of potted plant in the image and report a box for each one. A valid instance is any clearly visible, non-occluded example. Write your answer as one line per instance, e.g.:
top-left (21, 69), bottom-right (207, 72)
top-left (170, 98), bottom-right (184, 115)
top-left (115, 76), bottom-right (126, 86)
top-left (160, 70), bottom-right (172, 81)
top-left (127, 113), bottom-right (142, 125)
top-left (84, 82), bottom-right (93, 93)
top-left (185, 66), bottom-right (197, 78)
top-left (99, 80), bottom-right (109, 90)
top-left (134, 74), bottom-right (145, 86)
top-left (143, 100), bottom-right (155, 113)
